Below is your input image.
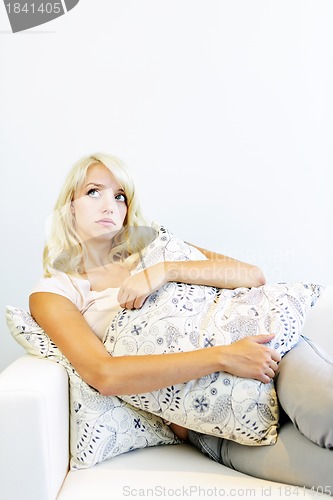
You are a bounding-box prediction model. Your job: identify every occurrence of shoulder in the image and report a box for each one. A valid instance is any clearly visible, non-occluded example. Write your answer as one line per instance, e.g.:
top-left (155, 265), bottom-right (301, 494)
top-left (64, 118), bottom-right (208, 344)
top-left (30, 271), bottom-right (90, 307)
top-left (31, 271), bottom-right (73, 291)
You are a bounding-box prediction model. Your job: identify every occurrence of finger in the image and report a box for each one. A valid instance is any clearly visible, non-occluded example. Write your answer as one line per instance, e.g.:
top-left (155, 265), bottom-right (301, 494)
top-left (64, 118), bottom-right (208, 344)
top-left (133, 294), bottom-right (148, 309)
top-left (117, 289), bottom-right (125, 306)
top-left (260, 373), bottom-right (272, 384)
top-left (125, 300), bottom-right (136, 309)
top-left (271, 350), bottom-right (281, 363)
top-left (119, 293), bottom-right (132, 309)
top-left (269, 361), bottom-right (279, 373)
top-left (266, 367), bottom-right (276, 379)
top-left (118, 297), bottom-right (127, 308)
top-left (263, 364), bottom-right (278, 382)
top-left (252, 334), bottom-right (275, 344)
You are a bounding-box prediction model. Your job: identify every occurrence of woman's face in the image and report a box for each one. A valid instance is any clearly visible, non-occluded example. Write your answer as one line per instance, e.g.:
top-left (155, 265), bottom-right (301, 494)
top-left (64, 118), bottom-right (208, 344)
top-left (72, 163), bottom-right (128, 244)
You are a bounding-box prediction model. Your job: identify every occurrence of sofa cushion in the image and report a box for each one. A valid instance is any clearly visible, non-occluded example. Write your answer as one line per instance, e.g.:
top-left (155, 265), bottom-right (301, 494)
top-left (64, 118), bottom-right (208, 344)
top-left (6, 306), bottom-right (179, 470)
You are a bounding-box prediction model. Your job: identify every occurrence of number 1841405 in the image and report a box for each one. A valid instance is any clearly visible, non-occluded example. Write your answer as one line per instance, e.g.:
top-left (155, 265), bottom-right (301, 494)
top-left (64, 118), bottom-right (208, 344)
top-left (5, 3), bottom-right (62, 14)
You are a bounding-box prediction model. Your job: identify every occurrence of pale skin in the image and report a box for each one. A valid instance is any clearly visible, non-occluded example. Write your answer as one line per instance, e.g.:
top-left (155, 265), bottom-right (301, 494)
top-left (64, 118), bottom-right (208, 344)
top-left (30, 164), bottom-right (281, 441)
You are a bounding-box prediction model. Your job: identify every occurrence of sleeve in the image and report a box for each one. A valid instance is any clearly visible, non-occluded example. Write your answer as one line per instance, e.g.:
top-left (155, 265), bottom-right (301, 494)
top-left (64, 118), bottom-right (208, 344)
top-left (29, 272), bottom-right (80, 307)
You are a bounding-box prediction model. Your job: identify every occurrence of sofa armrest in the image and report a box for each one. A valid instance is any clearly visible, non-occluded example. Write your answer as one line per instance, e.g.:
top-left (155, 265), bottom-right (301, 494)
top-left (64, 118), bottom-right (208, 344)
top-left (0, 355), bottom-right (70, 500)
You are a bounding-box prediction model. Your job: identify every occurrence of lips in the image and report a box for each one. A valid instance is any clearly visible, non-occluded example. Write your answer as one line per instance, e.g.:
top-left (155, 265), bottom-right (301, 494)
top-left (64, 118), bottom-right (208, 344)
top-left (95, 218), bottom-right (116, 227)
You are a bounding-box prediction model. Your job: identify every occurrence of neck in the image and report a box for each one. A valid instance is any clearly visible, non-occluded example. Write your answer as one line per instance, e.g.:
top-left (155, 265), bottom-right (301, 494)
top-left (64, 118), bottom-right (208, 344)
top-left (80, 239), bottom-right (115, 272)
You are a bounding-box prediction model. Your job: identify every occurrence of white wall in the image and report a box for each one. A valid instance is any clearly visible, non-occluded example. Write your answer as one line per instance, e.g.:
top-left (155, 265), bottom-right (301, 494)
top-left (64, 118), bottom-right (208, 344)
top-left (1, 0), bottom-right (332, 371)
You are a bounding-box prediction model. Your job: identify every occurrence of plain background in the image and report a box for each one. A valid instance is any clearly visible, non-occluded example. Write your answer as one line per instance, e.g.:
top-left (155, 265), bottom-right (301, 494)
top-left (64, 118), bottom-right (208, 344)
top-left (1, 0), bottom-right (332, 371)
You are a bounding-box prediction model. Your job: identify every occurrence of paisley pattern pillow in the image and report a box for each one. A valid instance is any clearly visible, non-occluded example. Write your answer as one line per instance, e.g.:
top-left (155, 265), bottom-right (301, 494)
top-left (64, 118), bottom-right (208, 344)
top-left (104, 226), bottom-right (323, 446)
top-left (6, 306), bottom-right (179, 470)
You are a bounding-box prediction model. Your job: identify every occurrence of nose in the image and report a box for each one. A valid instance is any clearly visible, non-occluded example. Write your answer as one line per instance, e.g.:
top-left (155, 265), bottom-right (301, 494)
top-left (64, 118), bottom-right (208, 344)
top-left (102, 189), bottom-right (116, 214)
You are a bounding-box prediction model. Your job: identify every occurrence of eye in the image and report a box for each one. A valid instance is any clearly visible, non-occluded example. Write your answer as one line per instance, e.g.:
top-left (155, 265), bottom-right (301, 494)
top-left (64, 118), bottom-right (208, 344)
top-left (115, 193), bottom-right (127, 203)
top-left (87, 188), bottom-right (101, 198)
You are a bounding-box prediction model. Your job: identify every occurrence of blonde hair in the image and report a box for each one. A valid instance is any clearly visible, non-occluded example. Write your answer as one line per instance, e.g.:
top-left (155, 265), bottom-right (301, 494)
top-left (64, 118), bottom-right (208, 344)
top-left (43, 153), bottom-right (155, 277)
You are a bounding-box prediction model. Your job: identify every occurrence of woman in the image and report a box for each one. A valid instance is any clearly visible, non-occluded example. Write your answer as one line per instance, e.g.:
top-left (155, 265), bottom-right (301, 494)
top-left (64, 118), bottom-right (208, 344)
top-left (30, 153), bottom-right (333, 492)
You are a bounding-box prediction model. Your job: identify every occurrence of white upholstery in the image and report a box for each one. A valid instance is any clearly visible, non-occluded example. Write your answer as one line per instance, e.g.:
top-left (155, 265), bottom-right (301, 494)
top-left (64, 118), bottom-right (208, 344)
top-left (1, 286), bottom-right (332, 500)
top-left (0, 357), bottom-right (69, 500)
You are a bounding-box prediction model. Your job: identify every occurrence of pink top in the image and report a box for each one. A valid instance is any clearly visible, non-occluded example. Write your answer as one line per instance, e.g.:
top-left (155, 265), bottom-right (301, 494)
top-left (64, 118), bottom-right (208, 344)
top-left (30, 271), bottom-right (122, 340)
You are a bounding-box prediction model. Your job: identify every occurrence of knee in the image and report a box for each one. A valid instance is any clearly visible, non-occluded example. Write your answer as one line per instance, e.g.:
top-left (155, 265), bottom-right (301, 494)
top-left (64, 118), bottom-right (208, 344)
top-left (276, 336), bottom-right (333, 448)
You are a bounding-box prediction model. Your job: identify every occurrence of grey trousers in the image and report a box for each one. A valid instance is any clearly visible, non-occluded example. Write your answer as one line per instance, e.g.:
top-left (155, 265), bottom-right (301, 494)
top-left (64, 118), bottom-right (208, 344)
top-left (188, 336), bottom-right (333, 493)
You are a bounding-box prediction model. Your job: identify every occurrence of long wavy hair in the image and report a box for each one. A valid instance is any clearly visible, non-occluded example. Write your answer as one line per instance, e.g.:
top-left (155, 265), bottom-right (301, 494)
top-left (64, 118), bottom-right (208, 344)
top-left (43, 153), bottom-right (155, 277)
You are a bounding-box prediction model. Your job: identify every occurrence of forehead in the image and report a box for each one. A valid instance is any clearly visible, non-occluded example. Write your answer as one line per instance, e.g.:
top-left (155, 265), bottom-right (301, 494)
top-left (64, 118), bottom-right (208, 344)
top-left (81, 163), bottom-right (122, 191)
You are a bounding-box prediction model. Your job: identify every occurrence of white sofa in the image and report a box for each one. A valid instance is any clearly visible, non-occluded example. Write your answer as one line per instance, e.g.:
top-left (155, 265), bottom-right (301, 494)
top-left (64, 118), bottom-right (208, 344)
top-left (1, 287), bottom-right (332, 500)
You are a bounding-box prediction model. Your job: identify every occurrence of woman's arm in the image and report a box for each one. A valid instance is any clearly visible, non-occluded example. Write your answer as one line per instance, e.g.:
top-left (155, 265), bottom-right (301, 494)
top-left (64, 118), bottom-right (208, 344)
top-left (29, 292), bottom-right (280, 397)
top-left (168, 242), bottom-right (266, 289)
top-left (117, 243), bottom-right (265, 309)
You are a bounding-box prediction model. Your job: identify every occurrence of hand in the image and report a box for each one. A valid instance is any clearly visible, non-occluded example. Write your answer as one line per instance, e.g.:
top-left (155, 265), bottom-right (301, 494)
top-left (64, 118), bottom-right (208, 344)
top-left (117, 263), bottom-right (167, 309)
top-left (221, 334), bottom-right (281, 384)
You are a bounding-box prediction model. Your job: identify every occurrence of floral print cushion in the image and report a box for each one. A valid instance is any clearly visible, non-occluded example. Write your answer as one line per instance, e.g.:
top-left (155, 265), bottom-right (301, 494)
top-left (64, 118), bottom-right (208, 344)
top-left (104, 225), bottom-right (323, 446)
top-left (6, 306), bottom-right (180, 470)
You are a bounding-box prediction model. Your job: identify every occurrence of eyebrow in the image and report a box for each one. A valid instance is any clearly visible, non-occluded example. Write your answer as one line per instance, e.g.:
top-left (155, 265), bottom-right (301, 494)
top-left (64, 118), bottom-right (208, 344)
top-left (84, 182), bottom-right (103, 188)
top-left (84, 182), bottom-right (125, 193)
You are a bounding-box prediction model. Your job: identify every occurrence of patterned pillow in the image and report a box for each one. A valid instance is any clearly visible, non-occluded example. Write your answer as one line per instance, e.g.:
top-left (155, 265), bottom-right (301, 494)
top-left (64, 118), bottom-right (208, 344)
top-left (104, 226), bottom-right (323, 446)
top-left (6, 306), bottom-right (180, 470)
